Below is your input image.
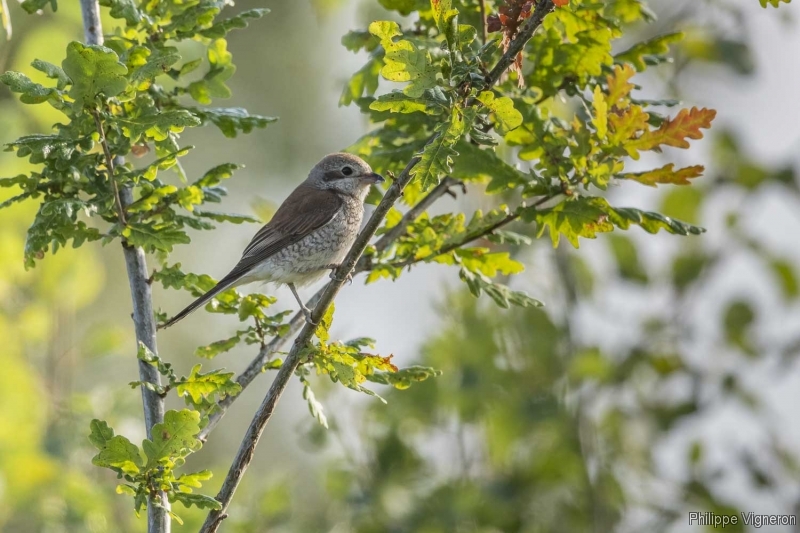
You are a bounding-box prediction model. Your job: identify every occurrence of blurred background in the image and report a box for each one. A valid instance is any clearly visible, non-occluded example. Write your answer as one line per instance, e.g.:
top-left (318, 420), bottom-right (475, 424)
top-left (1, 0), bottom-right (799, 531)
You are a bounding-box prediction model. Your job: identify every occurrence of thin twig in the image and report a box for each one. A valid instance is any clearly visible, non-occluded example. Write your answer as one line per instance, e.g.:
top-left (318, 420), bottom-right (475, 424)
top-left (196, 292), bottom-right (319, 442)
top-left (387, 193), bottom-right (558, 271)
top-left (92, 110), bottom-right (127, 225)
top-left (198, 4), bottom-right (556, 532)
top-left (486, 0), bottom-right (554, 86)
top-left (373, 176), bottom-right (464, 254)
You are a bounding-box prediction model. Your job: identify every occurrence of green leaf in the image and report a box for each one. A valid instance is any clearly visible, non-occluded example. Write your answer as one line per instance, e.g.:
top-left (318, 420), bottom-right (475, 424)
top-left (99, 0), bottom-right (142, 25)
top-left (194, 333), bottom-right (242, 358)
top-left (193, 210), bottom-right (260, 224)
top-left (459, 268), bottom-right (543, 309)
top-left (200, 8), bottom-right (269, 39)
top-left (93, 436), bottom-right (144, 474)
top-left (366, 365), bottom-right (442, 389)
top-left (770, 259), bottom-right (799, 301)
top-left (526, 197), bottom-right (614, 248)
top-left (477, 92), bottom-right (523, 135)
top-left (412, 108), bottom-right (468, 192)
top-left (314, 303), bottom-right (335, 344)
top-left (760, 0), bottom-right (790, 7)
top-left (527, 197), bottom-right (704, 248)
top-left (369, 20), bottom-right (438, 97)
top-left (187, 107), bottom-right (277, 138)
top-left (339, 59), bottom-right (381, 106)
top-left (31, 59), bottom-right (70, 90)
top-left (607, 234), bottom-right (647, 283)
top-left (61, 42), bottom-right (128, 107)
top-left (119, 110), bottom-right (201, 143)
top-left (616, 33), bottom-right (683, 71)
top-left (450, 141), bottom-right (532, 193)
top-left (153, 263), bottom-right (217, 296)
top-left (620, 164), bottom-right (705, 187)
top-left (301, 377), bottom-right (328, 428)
top-left (89, 420), bottom-right (143, 475)
top-left (378, 0), bottom-right (428, 16)
top-left (129, 47), bottom-right (181, 87)
top-left (431, 0), bottom-right (459, 55)
top-left (20, 0), bottom-right (56, 14)
top-left (171, 492), bottom-right (222, 511)
top-left (142, 409), bottom-right (202, 468)
top-left (0, 71), bottom-right (58, 104)
top-left (88, 419), bottom-right (115, 449)
top-left (122, 222), bottom-right (190, 253)
top-left (606, 204), bottom-right (705, 236)
top-left (5, 134), bottom-right (86, 163)
top-left (176, 364), bottom-right (242, 406)
top-left (188, 39), bottom-right (235, 104)
top-left (369, 92), bottom-right (434, 114)
top-left (342, 30), bottom-right (379, 52)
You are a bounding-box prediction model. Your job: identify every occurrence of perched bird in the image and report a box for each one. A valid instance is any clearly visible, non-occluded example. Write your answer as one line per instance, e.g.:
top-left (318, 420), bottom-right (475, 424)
top-left (160, 153), bottom-right (384, 328)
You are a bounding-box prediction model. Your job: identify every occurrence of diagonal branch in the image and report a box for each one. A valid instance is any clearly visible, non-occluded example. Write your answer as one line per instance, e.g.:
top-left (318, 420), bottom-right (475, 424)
top-left (199, 177), bottom-right (462, 441)
top-left (369, 176), bottom-right (464, 253)
top-left (199, 4), bottom-right (556, 531)
top-left (196, 291), bottom-right (319, 442)
top-left (381, 193), bottom-right (558, 272)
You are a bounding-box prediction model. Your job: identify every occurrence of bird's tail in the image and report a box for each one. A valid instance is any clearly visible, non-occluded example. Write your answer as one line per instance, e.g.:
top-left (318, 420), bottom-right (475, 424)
top-left (158, 274), bottom-right (242, 329)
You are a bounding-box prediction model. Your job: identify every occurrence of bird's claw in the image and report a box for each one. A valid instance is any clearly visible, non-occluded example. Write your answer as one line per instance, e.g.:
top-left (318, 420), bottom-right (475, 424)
top-left (329, 270), bottom-right (353, 285)
top-left (302, 307), bottom-right (319, 326)
top-left (326, 264), bottom-right (353, 285)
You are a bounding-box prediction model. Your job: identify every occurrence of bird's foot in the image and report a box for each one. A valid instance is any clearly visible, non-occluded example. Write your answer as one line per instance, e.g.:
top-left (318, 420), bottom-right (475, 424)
top-left (325, 263), bottom-right (353, 285)
top-left (301, 306), bottom-right (318, 326)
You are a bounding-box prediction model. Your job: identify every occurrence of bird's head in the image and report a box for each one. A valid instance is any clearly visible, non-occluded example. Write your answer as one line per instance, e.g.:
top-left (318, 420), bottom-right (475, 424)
top-left (307, 153), bottom-right (384, 199)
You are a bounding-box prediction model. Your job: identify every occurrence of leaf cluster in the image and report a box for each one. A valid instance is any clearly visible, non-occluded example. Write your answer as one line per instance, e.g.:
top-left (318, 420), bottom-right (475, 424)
top-left (88, 412), bottom-right (219, 525)
top-left (344, 0), bottom-right (715, 310)
top-left (0, 1), bottom-right (275, 266)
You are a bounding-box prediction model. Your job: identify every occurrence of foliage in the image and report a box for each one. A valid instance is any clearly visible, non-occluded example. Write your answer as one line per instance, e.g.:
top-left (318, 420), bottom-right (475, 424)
top-left (89, 412), bottom-right (220, 524)
top-left (299, 304), bottom-right (440, 417)
top-left (2, 0), bottom-right (792, 531)
top-left (0, 1), bottom-right (276, 268)
top-left (346, 0), bottom-right (715, 313)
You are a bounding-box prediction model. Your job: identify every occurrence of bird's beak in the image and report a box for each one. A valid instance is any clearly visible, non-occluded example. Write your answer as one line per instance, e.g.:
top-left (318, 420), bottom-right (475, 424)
top-left (362, 172), bottom-right (385, 184)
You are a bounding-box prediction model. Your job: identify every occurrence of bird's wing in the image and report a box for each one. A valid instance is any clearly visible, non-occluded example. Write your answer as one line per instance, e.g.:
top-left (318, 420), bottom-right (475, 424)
top-left (224, 184), bottom-right (344, 281)
top-left (159, 185), bottom-right (343, 329)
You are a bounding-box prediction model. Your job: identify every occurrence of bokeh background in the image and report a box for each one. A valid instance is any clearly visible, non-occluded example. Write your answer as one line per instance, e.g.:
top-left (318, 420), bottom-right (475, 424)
top-left (1, 0), bottom-right (799, 531)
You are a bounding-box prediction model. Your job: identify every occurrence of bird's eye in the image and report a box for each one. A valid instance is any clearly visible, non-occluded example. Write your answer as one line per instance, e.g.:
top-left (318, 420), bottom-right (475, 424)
top-left (341, 166), bottom-right (353, 176)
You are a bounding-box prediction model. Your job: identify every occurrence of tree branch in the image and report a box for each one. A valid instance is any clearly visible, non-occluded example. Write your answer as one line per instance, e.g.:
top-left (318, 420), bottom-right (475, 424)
top-left (91, 110), bottom-right (127, 226)
top-left (198, 3), bottom-right (555, 531)
top-left (372, 176), bottom-right (464, 254)
top-left (197, 179), bottom-right (463, 442)
top-left (486, 0), bottom-right (554, 86)
top-left (79, 2), bottom-right (169, 532)
top-left (383, 193), bottom-right (558, 272)
top-left (196, 293), bottom-right (319, 443)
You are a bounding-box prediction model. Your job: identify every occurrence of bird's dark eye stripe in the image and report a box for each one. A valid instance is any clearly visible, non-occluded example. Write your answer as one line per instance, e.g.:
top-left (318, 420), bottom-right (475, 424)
top-left (342, 166), bottom-right (353, 176)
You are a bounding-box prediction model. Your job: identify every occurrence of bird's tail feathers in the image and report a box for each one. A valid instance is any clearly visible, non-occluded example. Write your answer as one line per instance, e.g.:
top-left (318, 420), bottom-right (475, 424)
top-left (158, 274), bottom-right (242, 329)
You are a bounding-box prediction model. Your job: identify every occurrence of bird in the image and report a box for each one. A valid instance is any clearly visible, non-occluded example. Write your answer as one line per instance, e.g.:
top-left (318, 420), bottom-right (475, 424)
top-left (159, 153), bottom-right (384, 329)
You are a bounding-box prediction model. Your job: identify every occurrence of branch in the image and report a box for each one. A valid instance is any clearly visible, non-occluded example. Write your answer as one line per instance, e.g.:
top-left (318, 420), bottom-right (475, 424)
top-left (383, 193), bottom-right (558, 272)
top-left (196, 293), bottom-right (319, 442)
top-left (91, 110), bottom-right (127, 225)
top-left (486, 0), bottom-right (554, 86)
top-left (197, 178), bottom-right (463, 440)
top-left (79, 2), bottom-right (169, 532)
top-left (198, 3), bottom-right (555, 532)
top-left (372, 176), bottom-right (464, 254)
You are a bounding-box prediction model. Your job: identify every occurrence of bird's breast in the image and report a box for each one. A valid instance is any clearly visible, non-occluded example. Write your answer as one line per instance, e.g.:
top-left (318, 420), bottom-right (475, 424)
top-left (243, 198), bottom-right (364, 287)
